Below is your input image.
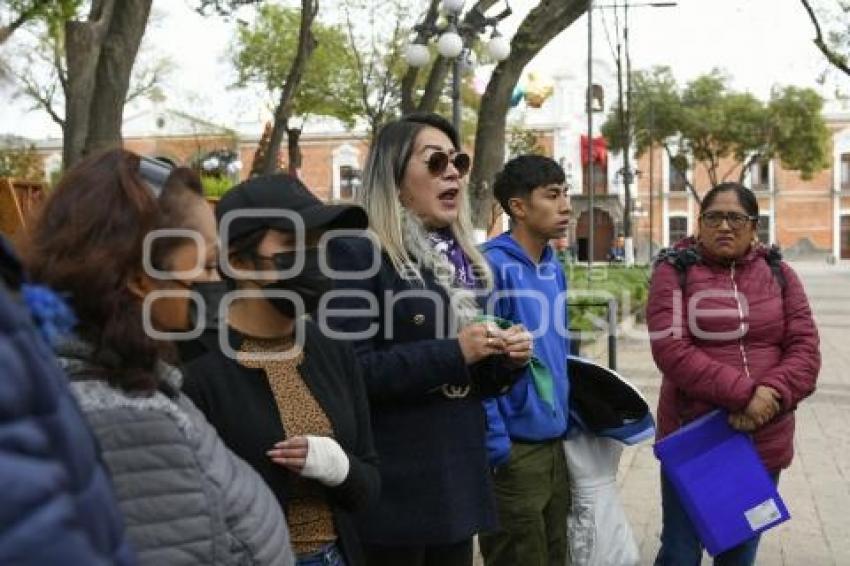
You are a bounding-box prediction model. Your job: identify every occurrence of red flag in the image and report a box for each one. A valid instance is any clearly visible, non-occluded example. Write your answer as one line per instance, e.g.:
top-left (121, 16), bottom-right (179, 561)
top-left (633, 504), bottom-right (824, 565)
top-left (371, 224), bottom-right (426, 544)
top-left (580, 135), bottom-right (608, 167)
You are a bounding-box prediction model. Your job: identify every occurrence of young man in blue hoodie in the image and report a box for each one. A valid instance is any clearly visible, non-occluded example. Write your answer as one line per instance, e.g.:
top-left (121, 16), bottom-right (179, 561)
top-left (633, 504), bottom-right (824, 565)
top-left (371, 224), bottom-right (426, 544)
top-left (478, 155), bottom-right (572, 566)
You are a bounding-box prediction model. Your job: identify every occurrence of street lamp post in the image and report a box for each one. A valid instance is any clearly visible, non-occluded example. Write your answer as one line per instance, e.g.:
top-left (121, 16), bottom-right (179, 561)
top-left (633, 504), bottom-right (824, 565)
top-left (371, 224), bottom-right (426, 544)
top-left (404, 1), bottom-right (513, 134)
top-left (593, 1), bottom-right (676, 265)
top-left (587, 0), bottom-right (595, 269)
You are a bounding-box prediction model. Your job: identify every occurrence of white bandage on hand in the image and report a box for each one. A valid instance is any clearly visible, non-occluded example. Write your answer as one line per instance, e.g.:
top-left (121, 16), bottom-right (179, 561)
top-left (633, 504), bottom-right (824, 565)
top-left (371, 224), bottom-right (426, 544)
top-left (301, 435), bottom-right (350, 487)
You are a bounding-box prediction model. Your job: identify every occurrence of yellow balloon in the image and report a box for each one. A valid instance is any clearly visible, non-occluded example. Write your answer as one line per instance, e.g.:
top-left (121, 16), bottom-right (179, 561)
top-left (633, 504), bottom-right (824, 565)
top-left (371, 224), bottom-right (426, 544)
top-left (524, 72), bottom-right (554, 108)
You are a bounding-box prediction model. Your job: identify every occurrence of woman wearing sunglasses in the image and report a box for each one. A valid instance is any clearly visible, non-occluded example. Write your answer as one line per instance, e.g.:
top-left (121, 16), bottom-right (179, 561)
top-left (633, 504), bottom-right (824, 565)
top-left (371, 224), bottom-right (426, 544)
top-left (647, 182), bottom-right (820, 565)
top-left (325, 113), bottom-right (528, 566)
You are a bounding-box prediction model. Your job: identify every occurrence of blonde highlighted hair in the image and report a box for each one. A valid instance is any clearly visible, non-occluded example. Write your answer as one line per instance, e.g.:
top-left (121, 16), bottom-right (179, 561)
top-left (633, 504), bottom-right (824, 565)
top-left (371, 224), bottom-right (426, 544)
top-left (358, 113), bottom-right (491, 291)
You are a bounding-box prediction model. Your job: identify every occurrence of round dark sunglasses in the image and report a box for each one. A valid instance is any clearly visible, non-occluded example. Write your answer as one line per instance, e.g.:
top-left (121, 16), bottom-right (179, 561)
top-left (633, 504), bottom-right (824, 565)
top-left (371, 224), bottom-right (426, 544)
top-left (425, 151), bottom-right (471, 178)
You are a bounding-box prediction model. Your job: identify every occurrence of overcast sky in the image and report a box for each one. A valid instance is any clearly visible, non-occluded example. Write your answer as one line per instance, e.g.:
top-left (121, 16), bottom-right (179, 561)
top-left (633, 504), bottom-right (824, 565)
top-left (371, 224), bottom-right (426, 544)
top-left (1, 0), bottom-right (848, 140)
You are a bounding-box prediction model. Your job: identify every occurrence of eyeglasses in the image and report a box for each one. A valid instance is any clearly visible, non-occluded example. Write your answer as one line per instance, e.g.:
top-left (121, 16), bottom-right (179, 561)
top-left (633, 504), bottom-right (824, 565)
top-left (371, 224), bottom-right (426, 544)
top-left (699, 211), bottom-right (757, 229)
top-left (425, 151), bottom-right (471, 178)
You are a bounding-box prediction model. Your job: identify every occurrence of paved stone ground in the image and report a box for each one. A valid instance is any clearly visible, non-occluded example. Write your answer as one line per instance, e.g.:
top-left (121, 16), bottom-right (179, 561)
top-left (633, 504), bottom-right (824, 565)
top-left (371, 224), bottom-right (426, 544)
top-left (612, 261), bottom-right (850, 565)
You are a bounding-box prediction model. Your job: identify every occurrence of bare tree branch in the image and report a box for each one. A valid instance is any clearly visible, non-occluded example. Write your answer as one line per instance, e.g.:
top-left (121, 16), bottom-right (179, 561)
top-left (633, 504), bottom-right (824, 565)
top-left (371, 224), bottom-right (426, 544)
top-left (400, 0), bottom-right (440, 115)
top-left (53, 33), bottom-right (67, 93)
top-left (801, 0), bottom-right (850, 77)
top-left (469, 0), bottom-right (587, 226)
top-left (416, 57), bottom-right (450, 112)
top-left (736, 152), bottom-right (762, 184)
top-left (343, 6), bottom-right (372, 122)
top-left (17, 70), bottom-right (64, 127)
top-left (661, 142), bottom-right (701, 204)
top-left (124, 58), bottom-right (171, 104)
top-left (260, 0), bottom-right (319, 175)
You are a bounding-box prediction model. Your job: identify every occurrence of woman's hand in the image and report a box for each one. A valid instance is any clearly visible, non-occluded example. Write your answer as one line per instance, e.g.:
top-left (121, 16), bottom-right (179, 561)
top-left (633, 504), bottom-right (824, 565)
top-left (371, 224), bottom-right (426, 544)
top-left (458, 322), bottom-right (507, 364)
top-left (729, 385), bottom-right (781, 432)
top-left (728, 413), bottom-right (759, 432)
top-left (268, 435), bottom-right (350, 487)
top-left (501, 324), bottom-right (533, 369)
top-left (268, 436), bottom-right (308, 473)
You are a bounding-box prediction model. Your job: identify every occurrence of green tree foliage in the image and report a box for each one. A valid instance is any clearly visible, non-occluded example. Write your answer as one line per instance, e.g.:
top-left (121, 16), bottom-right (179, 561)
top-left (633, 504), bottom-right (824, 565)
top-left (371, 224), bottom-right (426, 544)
top-left (232, 4), bottom-right (361, 128)
top-left (0, 143), bottom-right (45, 180)
top-left (0, 0), bottom-right (79, 44)
top-left (602, 67), bottom-right (831, 200)
top-left (506, 126), bottom-right (544, 158)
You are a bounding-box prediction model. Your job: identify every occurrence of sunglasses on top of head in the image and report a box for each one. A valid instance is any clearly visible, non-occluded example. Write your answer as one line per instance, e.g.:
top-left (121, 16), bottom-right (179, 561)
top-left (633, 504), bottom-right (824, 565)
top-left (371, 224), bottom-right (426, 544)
top-left (424, 151), bottom-right (471, 178)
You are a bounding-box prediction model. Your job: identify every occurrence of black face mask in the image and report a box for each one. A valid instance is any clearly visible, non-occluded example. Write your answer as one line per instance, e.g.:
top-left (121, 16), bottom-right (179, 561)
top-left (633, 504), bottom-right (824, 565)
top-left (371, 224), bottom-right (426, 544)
top-left (181, 280), bottom-right (229, 332)
top-left (258, 249), bottom-right (333, 318)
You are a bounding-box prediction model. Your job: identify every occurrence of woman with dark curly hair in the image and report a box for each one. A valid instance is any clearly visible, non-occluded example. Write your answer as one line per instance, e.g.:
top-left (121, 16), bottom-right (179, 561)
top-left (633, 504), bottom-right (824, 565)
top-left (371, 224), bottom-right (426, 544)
top-left (26, 149), bottom-right (294, 566)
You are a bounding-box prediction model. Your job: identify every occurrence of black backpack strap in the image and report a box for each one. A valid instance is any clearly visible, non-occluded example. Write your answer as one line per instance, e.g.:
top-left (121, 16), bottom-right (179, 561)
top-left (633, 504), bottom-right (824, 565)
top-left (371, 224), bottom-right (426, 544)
top-left (765, 245), bottom-right (786, 289)
top-left (654, 246), bottom-right (701, 290)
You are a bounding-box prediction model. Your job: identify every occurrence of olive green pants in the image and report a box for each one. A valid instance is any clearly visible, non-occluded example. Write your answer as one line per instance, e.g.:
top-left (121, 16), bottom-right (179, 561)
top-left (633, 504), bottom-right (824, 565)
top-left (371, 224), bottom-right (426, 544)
top-left (479, 440), bottom-right (571, 566)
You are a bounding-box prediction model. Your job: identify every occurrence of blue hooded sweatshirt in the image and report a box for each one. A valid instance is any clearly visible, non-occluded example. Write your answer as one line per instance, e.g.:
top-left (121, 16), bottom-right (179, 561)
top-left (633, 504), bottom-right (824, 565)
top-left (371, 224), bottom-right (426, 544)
top-left (480, 232), bottom-right (570, 467)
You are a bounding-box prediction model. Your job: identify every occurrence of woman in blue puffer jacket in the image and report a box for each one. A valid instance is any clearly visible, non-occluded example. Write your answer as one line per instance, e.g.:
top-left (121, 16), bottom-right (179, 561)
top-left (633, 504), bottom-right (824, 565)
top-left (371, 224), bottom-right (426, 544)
top-left (0, 235), bottom-right (135, 566)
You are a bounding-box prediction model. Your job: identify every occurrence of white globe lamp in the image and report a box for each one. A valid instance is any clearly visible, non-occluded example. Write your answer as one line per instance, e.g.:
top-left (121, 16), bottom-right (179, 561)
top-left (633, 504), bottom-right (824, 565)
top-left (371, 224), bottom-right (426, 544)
top-left (437, 30), bottom-right (464, 58)
top-left (404, 42), bottom-right (431, 67)
top-left (487, 32), bottom-right (511, 62)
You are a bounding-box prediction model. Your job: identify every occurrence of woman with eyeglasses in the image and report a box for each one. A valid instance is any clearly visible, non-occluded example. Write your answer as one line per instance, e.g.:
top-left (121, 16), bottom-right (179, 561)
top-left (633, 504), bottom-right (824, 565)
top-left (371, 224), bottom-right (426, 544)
top-left (25, 150), bottom-right (294, 566)
top-left (647, 182), bottom-right (820, 565)
top-left (324, 113), bottom-right (528, 566)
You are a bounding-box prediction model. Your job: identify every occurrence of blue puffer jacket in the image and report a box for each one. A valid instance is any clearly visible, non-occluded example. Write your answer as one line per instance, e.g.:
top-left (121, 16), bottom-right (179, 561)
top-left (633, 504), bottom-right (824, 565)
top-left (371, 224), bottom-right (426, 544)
top-left (0, 238), bottom-right (135, 566)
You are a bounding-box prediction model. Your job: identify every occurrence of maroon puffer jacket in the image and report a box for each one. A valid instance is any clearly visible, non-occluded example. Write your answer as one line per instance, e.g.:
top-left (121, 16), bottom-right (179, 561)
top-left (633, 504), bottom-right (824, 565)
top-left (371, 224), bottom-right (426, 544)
top-left (647, 238), bottom-right (820, 472)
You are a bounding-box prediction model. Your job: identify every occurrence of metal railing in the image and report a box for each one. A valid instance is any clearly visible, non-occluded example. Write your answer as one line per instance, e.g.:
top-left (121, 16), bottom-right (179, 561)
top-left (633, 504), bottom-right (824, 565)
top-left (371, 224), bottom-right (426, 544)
top-left (569, 298), bottom-right (618, 370)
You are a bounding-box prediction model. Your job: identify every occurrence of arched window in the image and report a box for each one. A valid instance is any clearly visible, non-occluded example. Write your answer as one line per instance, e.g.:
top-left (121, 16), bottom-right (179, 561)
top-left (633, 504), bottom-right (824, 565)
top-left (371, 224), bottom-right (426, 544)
top-left (339, 165), bottom-right (362, 201)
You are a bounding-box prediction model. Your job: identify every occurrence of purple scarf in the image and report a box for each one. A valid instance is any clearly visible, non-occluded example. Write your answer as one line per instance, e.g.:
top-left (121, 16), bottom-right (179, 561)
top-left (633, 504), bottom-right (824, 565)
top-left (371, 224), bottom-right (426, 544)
top-left (427, 228), bottom-right (476, 289)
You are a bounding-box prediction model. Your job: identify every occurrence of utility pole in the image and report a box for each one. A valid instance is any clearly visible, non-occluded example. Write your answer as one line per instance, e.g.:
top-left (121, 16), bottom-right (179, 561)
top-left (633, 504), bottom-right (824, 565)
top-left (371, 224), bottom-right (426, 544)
top-left (587, 0), bottom-right (595, 269)
top-left (648, 103), bottom-right (655, 262)
top-left (452, 56), bottom-right (462, 134)
top-left (598, 0), bottom-right (676, 264)
top-left (622, 0), bottom-right (635, 265)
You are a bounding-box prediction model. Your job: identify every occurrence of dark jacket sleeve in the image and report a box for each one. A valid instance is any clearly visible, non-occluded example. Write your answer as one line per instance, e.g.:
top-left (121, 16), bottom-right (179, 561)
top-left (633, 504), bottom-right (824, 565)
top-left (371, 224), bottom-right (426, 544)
top-left (325, 237), bottom-right (471, 403)
top-left (327, 344), bottom-right (381, 512)
top-left (647, 262), bottom-right (755, 411)
top-left (758, 263), bottom-right (820, 410)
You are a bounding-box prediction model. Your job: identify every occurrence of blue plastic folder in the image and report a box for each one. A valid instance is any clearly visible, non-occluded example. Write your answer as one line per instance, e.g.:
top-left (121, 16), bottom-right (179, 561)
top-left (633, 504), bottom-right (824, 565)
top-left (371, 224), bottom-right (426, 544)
top-left (653, 410), bottom-right (790, 556)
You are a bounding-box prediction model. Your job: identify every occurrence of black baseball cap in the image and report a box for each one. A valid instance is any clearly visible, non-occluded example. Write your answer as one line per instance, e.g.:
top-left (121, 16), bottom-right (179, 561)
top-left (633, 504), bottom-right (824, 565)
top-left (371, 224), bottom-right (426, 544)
top-left (216, 174), bottom-right (369, 245)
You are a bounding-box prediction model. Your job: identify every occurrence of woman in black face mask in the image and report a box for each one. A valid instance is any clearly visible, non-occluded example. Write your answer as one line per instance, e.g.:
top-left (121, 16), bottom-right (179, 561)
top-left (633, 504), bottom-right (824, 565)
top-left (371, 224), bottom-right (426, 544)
top-left (181, 174), bottom-right (380, 566)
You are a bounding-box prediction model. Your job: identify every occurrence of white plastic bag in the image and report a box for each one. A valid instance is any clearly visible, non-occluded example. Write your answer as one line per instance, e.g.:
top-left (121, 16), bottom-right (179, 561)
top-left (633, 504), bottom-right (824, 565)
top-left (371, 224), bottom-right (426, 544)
top-left (565, 432), bottom-right (640, 566)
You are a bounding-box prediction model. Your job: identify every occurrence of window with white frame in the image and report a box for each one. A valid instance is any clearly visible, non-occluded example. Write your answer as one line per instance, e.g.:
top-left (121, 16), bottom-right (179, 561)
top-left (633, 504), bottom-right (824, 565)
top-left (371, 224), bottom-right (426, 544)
top-left (750, 159), bottom-right (770, 191)
top-left (668, 156), bottom-right (687, 192)
top-left (668, 216), bottom-right (688, 244)
top-left (758, 214), bottom-right (771, 243)
top-left (841, 153), bottom-right (850, 191)
top-left (332, 144), bottom-right (361, 201)
top-left (338, 165), bottom-right (362, 201)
